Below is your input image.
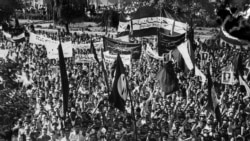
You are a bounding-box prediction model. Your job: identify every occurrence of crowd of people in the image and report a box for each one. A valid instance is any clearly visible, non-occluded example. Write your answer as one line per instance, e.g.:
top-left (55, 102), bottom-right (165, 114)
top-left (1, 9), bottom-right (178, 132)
top-left (1, 25), bottom-right (250, 141)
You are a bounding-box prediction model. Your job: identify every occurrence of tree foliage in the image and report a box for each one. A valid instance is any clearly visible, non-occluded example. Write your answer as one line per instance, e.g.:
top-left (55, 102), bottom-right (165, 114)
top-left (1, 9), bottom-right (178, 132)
top-left (0, 0), bottom-right (20, 23)
top-left (47, 0), bottom-right (87, 33)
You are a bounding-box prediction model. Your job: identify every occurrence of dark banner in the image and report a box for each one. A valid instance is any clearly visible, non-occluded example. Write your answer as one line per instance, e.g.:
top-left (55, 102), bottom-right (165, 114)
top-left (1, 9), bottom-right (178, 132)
top-left (158, 32), bottom-right (186, 56)
top-left (103, 37), bottom-right (142, 59)
top-left (118, 6), bottom-right (187, 37)
top-left (220, 26), bottom-right (248, 47)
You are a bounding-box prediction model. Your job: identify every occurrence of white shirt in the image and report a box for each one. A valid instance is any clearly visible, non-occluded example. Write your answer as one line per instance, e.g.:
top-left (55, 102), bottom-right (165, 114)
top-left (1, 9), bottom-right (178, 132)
top-left (69, 131), bottom-right (84, 141)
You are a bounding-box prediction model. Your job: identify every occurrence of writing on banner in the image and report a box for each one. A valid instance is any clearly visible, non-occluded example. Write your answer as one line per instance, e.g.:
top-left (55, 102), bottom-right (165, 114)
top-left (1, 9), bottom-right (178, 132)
top-left (29, 32), bottom-right (57, 45)
top-left (72, 42), bottom-right (103, 50)
top-left (118, 17), bottom-right (187, 34)
top-left (103, 37), bottom-right (141, 59)
top-left (103, 51), bottom-right (131, 66)
top-left (45, 42), bottom-right (73, 59)
top-left (75, 54), bottom-right (95, 63)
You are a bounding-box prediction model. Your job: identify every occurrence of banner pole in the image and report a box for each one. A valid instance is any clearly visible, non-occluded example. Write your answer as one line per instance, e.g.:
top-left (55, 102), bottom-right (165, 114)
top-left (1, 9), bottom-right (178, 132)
top-left (128, 87), bottom-right (137, 141)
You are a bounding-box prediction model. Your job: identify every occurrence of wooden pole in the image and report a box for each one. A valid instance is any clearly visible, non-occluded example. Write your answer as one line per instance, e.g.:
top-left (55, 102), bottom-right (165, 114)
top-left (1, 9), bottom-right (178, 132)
top-left (128, 87), bottom-right (137, 141)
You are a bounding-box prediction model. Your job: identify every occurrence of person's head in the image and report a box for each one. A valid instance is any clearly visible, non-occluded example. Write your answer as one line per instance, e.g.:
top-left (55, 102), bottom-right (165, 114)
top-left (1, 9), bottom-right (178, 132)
top-left (62, 129), bottom-right (71, 138)
top-left (42, 127), bottom-right (48, 135)
top-left (51, 122), bottom-right (58, 131)
top-left (118, 121), bottom-right (124, 129)
top-left (115, 131), bottom-right (122, 140)
top-left (24, 125), bottom-right (30, 134)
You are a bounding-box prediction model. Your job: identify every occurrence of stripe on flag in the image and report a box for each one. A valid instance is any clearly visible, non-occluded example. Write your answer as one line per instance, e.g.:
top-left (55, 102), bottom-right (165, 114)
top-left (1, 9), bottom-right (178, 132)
top-left (177, 40), bottom-right (194, 70)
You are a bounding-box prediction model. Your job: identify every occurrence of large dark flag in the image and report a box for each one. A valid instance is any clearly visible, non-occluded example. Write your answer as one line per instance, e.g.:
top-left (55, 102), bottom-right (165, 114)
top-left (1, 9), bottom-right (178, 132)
top-left (58, 43), bottom-right (69, 118)
top-left (103, 37), bottom-right (141, 59)
top-left (206, 65), bottom-right (221, 124)
top-left (219, 20), bottom-right (249, 49)
top-left (109, 54), bottom-right (128, 111)
top-left (156, 61), bottom-right (179, 95)
top-left (90, 39), bottom-right (100, 64)
top-left (118, 6), bottom-right (187, 37)
top-left (158, 32), bottom-right (186, 56)
top-left (233, 53), bottom-right (244, 77)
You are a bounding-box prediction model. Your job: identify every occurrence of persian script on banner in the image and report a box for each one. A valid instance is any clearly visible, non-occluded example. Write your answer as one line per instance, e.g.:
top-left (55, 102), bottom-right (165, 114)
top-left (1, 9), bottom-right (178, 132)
top-left (118, 6), bottom-right (187, 37)
top-left (72, 42), bottom-right (103, 50)
top-left (45, 42), bottom-right (73, 59)
top-left (103, 37), bottom-right (141, 59)
top-left (118, 17), bottom-right (187, 33)
top-left (75, 54), bottom-right (96, 63)
top-left (103, 51), bottom-right (131, 66)
top-left (29, 32), bottom-right (57, 45)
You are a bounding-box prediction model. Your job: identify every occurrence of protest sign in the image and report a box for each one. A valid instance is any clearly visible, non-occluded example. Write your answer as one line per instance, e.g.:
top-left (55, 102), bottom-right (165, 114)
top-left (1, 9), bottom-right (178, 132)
top-left (29, 32), bottom-right (57, 45)
top-left (75, 54), bottom-right (95, 63)
top-left (221, 66), bottom-right (237, 85)
top-left (45, 42), bottom-right (73, 59)
top-left (221, 71), bottom-right (235, 85)
top-left (103, 51), bottom-right (131, 66)
top-left (201, 52), bottom-right (209, 61)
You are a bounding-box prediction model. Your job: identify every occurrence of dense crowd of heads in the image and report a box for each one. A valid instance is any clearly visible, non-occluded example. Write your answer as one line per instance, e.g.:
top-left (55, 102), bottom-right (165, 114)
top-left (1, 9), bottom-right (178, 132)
top-left (0, 28), bottom-right (250, 141)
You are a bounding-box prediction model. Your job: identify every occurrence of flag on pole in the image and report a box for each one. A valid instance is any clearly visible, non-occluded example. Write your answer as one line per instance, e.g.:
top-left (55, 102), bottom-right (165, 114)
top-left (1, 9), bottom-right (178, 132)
top-left (100, 48), bottom-right (110, 93)
top-left (177, 40), bottom-right (194, 70)
top-left (90, 40), bottom-right (100, 64)
top-left (206, 65), bottom-right (221, 124)
top-left (109, 54), bottom-right (128, 111)
top-left (233, 53), bottom-right (244, 77)
top-left (58, 43), bottom-right (69, 118)
top-left (156, 61), bottom-right (179, 95)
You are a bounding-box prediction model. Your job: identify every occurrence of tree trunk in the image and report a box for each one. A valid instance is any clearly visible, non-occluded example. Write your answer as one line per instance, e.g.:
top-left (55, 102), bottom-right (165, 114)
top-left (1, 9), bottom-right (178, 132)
top-left (65, 23), bottom-right (70, 34)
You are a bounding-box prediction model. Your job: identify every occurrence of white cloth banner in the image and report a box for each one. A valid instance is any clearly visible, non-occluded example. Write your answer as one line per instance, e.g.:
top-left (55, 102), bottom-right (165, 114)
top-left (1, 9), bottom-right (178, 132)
top-left (145, 44), bottom-right (163, 60)
top-left (0, 50), bottom-right (9, 60)
top-left (118, 17), bottom-right (187, 34)
top-left (72, 42), bottom-right (103, 50)
top-left (103, 51), bottom-right (131, 66)
top-left (75, 54), bottom-right (95, 63)
top-left (177, 41), bottom-right (194, 70)
top-left (45, 42), bottom-right (73, 59)
top-left (29, 32), bottom-right (57, 45)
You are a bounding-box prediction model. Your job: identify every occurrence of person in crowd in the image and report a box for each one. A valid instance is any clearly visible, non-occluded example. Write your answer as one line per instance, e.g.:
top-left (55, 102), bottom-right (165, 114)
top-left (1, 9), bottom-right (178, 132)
top-left (1, 18), bottom-right (250, 141)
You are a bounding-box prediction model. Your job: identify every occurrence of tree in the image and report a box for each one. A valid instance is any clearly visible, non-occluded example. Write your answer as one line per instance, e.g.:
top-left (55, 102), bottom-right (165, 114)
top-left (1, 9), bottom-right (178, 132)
top-left (0, 0), bottom-right (20, 23)
top-left (51, 0), bottom-right (87, 34)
